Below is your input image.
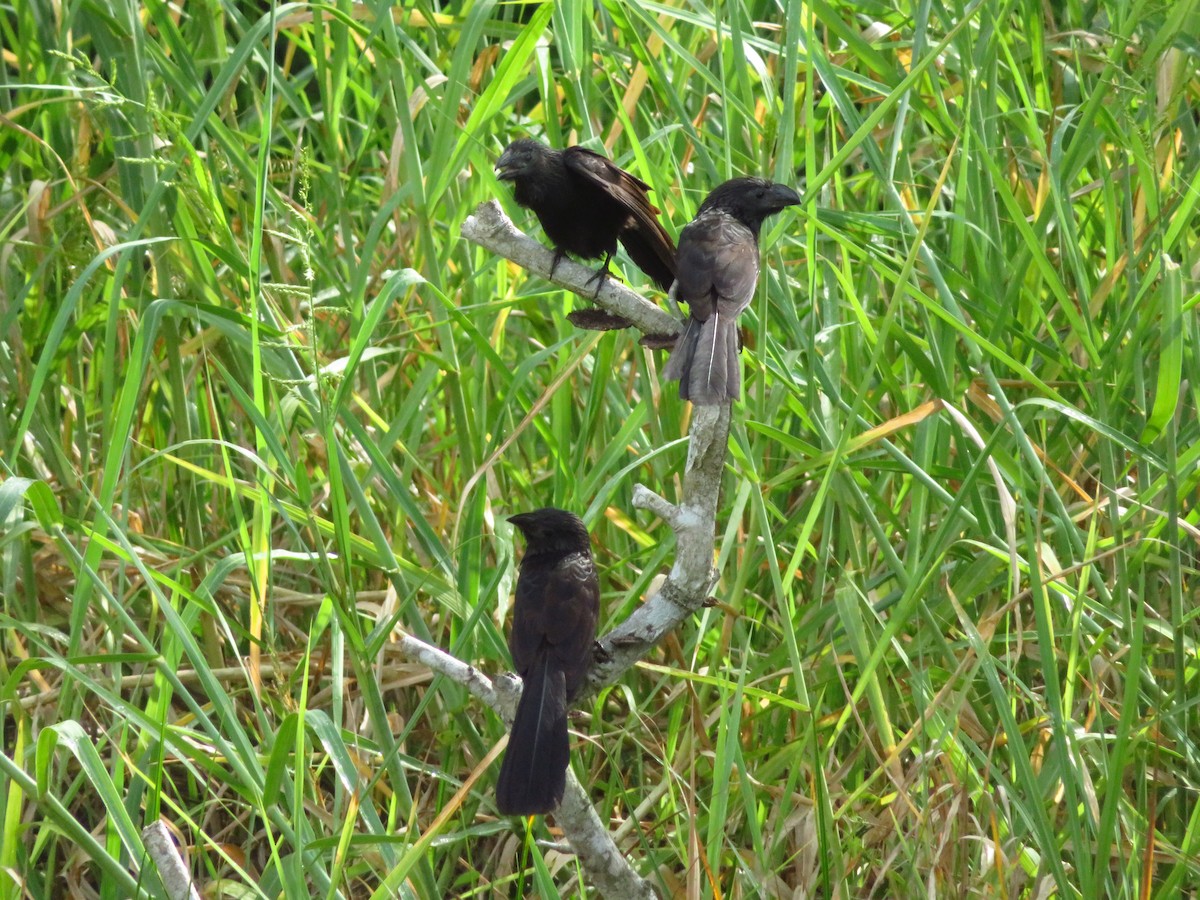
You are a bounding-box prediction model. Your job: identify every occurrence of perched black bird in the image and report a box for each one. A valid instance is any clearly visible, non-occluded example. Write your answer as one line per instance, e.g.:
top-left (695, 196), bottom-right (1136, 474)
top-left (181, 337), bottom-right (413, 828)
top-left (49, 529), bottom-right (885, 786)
top-left (662, 178), bottom-right (801, 404)
top-left (495, 138), bottom-right (677, 293)
top-left (496, 508), bottom-right (600, 816)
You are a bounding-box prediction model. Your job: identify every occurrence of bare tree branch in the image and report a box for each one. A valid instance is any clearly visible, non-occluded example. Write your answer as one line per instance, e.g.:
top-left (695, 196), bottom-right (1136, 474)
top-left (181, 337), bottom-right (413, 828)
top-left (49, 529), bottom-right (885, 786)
top-left (461, 199), bottom-right (731, 688)
top-left (394, 631), bottom-right (659, 896)
top-left (395, 632), bottom-right (500, 709)
top-left (404, 201), bottom-right (734, 899)
top-left (142, 820), bottom-right (202, 900)
top-left (554, 775), bottom-right (660, 900)
top-left (461, 200), bottom-right (681, 339)
top-left (591, 402), bottom-right (730, 687)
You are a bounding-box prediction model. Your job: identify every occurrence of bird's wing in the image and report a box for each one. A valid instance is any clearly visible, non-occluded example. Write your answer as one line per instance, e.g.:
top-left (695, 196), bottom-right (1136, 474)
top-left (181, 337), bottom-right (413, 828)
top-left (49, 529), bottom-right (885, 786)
top-left (536, 552), bottom-right (600, 694)
top-left (674, 212), bottom-right (759, 319)
top-left (562, 146), bottom-right (654, 196)
top-left (541, 554), bottom-right (599, 647)
top-left (564, 147), bottom-right (677, 290)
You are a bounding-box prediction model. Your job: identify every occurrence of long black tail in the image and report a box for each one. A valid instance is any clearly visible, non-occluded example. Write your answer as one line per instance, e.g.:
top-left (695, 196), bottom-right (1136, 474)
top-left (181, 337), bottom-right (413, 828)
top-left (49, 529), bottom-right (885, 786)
top-left (495, 652), bottom-right (569, 815)
top-left (661, 312), bottom-right (739, 404)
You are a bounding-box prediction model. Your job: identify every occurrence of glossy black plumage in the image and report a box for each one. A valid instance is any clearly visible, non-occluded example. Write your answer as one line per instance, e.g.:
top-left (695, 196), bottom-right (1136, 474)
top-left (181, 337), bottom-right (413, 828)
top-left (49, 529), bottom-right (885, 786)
top-left (495, 138), bottom-right (677, 292)
top-left (662, 178), bottom-right (800, 404)
top-left (495, 508), bottom-right (600, 816)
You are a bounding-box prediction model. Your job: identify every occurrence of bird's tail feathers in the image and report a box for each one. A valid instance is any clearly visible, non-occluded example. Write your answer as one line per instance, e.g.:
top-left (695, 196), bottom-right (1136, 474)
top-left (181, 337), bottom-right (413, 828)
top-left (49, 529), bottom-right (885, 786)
top-left (663, 314), bottom-right (738, 404)
top-left (495, 653), bottom-right (569, 815)
top-left (661, 316), bottom-right (696, 384)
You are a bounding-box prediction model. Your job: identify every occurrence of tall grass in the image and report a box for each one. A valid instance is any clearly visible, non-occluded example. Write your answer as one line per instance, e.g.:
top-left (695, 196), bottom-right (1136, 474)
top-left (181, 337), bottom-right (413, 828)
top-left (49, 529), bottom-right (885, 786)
top-left (1, 0), bottom-right (1197, 896)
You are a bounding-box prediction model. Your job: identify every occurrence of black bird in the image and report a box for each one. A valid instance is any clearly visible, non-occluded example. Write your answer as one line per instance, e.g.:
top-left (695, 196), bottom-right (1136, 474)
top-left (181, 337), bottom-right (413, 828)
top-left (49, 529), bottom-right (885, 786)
top-left (495, 138), bottom-right (677, 293)
top-left (496, 508), bottom-right (600, 816)
top-left (662, 177), bottom-right (801, 404)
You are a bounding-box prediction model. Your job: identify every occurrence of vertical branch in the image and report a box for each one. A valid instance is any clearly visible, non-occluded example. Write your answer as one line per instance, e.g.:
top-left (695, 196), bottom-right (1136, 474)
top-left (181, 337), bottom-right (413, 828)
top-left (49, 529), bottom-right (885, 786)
top-left (443, 202), bottom-right (738, 899)
top-left (591, 404), bottom-right (731, 685)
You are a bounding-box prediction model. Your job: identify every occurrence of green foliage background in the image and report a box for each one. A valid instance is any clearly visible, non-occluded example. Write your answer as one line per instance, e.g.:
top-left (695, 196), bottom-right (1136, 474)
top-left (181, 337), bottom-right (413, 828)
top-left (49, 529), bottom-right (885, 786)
top-left (2, 0), bottom-right (1199, 896)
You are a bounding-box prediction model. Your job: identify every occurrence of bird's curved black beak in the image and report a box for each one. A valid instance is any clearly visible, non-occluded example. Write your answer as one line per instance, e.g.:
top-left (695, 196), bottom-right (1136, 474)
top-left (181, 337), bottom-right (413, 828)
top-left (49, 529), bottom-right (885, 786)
top-left (770, 183), bottom-right (802, 209)
top-left (495, 149), bottom-right (518, 181)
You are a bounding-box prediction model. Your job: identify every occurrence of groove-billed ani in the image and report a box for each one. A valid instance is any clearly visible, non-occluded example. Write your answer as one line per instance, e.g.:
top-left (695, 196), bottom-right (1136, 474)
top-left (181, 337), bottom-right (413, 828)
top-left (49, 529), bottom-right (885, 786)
top-left (495, 138), bottom-right (677, 293)
top-left (662, 178), bottom-right (801, 404)
top-left (496, 508), bottom-right (600, 816)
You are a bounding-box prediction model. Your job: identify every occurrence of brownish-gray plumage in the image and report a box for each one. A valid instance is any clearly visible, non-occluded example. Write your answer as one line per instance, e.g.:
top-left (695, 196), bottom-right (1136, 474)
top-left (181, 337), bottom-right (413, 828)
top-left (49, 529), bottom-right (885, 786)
top-left (662, 177), bottom-right (800, 404)
top-left (495, 508), bottom-right (600, 816)
top-left (495, 138), bottom-right (676, 292)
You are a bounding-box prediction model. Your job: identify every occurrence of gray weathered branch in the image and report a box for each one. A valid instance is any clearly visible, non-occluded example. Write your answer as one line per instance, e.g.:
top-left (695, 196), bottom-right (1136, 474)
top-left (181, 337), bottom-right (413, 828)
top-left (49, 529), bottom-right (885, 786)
top-left (142, 820), bottom-right (202, 900)
top-left (395, 631), bottom-right (658, 896)
top-left (461, 200), bottom-right (681, 338)
top-left (461, 199), bottom-right (730, 689)
top-left (410, 202), bottom-right (735, 900)
top-left (395, 632), bottom-right (499, 709)
top-left (591, 402), bottom-right (729, 686)
top-left (555, 774), bottom-right (660, 899)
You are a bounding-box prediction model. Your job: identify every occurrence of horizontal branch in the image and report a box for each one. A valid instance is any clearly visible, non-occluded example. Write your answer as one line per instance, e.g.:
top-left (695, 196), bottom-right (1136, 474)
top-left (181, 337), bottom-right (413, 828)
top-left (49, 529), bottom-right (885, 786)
top-left (395, 632), bottom-right (503, 713)
top-left (461, 200), bottom-right (681, 338)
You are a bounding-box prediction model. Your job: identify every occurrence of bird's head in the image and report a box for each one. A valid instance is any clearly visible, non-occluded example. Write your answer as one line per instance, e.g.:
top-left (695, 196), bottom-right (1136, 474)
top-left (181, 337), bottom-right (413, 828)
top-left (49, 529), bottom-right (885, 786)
top-left (495, 138), bottom-right (551, 181)
top-left (508, 508), bottom-right (592, 555)
top-left (699, 177), bottom-right (801, 232)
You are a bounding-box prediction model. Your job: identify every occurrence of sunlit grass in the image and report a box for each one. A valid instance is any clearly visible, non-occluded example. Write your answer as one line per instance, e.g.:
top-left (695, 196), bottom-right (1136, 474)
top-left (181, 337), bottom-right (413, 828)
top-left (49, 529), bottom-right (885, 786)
top-left (1, 1), bottom-right (1198, 897)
